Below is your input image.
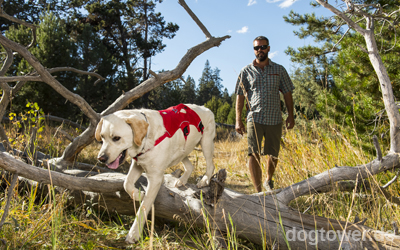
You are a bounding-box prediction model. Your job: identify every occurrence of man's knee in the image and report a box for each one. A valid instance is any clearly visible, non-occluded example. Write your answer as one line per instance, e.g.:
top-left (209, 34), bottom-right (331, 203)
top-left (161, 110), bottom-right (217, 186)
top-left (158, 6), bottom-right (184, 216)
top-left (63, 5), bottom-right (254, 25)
top-left (249, 153), bottom-right (260, 161)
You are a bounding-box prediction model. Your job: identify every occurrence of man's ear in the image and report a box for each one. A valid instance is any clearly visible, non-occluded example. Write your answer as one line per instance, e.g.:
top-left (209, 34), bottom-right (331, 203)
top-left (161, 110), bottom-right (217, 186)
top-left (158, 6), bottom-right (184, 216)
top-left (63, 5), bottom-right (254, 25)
top-left (125, 116), bottom-right (149, 146)
top-left (95, 118), bottom-right (104, 142)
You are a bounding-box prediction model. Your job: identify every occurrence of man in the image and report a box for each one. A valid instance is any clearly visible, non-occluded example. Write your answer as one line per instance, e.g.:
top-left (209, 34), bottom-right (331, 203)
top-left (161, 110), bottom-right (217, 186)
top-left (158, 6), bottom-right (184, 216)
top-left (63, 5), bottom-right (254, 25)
top-left (235, 36), bottom-right (295, 193)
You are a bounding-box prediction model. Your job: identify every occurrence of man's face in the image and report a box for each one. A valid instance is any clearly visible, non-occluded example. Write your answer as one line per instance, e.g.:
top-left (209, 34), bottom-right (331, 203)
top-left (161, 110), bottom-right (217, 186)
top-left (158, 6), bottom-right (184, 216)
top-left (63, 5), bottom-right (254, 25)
top-left (253, 40), bottom-right (270, 62)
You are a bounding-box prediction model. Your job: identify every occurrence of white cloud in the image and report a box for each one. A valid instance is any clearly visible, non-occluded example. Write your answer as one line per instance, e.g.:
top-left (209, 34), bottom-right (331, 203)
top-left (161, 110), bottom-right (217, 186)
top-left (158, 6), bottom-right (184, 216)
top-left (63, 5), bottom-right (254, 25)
top-left (269, 51), bottom-right (278, 59)
top-left (248, 0), bottom-right (257, 6)
top-left (237, 26), bottom-right (249, 34)
top-left (279, 0), bottom-right (299, 8)
top-left (266, 0), bottom-right (299, 8)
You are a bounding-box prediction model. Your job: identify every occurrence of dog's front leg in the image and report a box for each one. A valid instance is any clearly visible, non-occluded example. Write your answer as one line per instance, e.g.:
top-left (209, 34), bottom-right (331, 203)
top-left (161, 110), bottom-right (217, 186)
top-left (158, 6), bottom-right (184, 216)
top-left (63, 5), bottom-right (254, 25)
top-left (126, 171), bottom-right (163, 244)
top-left (124, 161), bottom-right (145, 201)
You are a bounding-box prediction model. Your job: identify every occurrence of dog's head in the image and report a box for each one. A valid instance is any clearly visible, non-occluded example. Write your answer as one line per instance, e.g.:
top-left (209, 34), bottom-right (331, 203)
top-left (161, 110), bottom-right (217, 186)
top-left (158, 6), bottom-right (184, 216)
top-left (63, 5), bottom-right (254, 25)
top-left (95, 113), bottom-right (149, 169)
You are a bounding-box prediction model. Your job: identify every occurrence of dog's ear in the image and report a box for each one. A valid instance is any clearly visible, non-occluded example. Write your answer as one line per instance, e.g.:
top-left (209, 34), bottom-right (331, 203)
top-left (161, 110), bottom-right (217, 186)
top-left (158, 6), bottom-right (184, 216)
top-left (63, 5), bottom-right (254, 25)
top-left (125, 116), bottom-right (149, 146)
top-left (95, 118), bottom-right (104, 142)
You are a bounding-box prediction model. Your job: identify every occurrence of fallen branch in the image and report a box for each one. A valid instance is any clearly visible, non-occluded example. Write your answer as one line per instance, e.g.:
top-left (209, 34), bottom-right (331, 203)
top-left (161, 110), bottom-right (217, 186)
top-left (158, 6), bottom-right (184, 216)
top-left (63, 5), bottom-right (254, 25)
top-left (276, 153), bottom-right (400, 205)
top-left (44, 115), bottom-right (87, 130)
top-left (0, 152), bottom-right (124, 193)
top-left (1, 150), bottom-right (400, 249)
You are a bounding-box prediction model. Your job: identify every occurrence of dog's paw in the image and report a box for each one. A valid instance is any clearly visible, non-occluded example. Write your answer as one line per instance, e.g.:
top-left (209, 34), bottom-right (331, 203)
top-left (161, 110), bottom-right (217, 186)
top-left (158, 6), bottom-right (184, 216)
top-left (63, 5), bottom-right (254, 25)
top-left (196, 175), bottom-right (210, 188)
top-left (174, 179), bottom-right (186, 188)
top-left (125, 232), bottom-right (140, 244)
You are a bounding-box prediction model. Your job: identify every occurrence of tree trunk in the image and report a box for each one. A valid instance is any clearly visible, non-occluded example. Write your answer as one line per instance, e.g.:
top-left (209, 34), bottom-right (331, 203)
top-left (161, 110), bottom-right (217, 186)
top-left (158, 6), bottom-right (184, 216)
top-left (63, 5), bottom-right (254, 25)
top-left (363, 28), bottom-right (400, 153)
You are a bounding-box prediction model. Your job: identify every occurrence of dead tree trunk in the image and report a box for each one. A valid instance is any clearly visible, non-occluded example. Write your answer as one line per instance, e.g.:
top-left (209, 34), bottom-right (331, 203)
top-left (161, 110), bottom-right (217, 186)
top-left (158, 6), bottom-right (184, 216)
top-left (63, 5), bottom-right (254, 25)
top-left (0, 151), bottom-right (399, 249)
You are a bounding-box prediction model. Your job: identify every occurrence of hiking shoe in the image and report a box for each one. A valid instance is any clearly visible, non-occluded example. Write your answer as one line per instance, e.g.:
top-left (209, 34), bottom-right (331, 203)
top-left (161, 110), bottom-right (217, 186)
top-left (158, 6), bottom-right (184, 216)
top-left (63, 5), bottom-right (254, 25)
top-left (263, 180), bottom-right (274, 192)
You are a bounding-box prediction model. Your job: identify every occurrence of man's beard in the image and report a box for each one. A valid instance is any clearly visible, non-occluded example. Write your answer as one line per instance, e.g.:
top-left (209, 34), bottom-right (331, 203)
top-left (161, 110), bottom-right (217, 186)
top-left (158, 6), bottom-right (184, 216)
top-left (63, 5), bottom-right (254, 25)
top-left (256, 52), bottom-right (268, 62)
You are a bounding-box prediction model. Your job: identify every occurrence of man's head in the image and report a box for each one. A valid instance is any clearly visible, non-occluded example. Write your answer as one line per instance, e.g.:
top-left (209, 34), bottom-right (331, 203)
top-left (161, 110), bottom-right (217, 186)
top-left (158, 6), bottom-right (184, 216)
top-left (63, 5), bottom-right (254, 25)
top-left (253, 36), bottom-right (270, 62)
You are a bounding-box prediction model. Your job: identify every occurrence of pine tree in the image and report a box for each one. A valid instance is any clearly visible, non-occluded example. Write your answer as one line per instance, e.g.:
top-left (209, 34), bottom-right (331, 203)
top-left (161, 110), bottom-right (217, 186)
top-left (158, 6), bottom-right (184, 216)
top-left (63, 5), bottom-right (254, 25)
top-left (67, 0), bottom-right (179, 92)
top-left (197, 60), bottom-right (223, 105)
top-left (181, 76), bottom-right (197, 104)
top-left (284, 0), bottom-right (400, 141)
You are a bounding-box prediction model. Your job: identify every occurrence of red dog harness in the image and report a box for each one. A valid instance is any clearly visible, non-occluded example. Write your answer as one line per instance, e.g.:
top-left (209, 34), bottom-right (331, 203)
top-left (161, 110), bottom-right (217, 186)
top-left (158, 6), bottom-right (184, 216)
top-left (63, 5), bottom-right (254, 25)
top-left (155, 104), bottom-right (204, 146)
top-left (134, 104), bottom-right (204, 160)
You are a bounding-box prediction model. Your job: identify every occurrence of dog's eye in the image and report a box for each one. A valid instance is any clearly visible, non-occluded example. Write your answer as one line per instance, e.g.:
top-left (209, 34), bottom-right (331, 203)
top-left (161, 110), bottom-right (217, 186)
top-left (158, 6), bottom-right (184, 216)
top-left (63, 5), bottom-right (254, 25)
top-left (112, 136), bottom-right (121, 142)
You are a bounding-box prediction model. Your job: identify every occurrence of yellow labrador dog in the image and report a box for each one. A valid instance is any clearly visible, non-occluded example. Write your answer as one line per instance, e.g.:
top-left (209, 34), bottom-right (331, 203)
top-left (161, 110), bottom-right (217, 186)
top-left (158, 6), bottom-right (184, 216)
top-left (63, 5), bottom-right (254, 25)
top-left (95, 104), bottom-right (215, 243)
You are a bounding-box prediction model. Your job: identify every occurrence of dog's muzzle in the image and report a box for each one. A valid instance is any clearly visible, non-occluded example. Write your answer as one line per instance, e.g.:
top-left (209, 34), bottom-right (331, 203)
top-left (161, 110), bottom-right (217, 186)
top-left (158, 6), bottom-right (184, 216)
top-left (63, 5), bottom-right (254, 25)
top-left (98, 149), bottom-right (127, 169)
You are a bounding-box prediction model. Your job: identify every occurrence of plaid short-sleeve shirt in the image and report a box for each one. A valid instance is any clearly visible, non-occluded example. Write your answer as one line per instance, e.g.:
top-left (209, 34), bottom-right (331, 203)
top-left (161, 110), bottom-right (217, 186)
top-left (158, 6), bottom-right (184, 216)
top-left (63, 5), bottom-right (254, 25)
top-left (235, 59), bottom-right (294, 125)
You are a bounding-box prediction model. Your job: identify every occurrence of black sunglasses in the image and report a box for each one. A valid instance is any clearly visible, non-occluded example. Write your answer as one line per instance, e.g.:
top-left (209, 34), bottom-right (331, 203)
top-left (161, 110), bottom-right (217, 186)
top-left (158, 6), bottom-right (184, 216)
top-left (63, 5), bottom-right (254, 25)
top-left (254, 45), bottom-right (269, 51)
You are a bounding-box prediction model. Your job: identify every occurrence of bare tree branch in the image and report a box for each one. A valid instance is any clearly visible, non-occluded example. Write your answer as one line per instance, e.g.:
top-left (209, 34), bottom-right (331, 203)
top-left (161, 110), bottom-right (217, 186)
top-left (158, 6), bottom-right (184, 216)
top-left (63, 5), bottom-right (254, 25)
top-left (0, 34), bottom-right (100, 126)
top-left (382, 170), bottom-right (399, 189)
top-left (0, 10), bottom-right (37, 49)
top-left (0, 67), bottom-right (105, 83)
top-left (54, 127), bottom-right (74, 142)
top-left (178, 0), bottom-right (212, 39)
top-left (276, 153), bottom-right (400, 205)
top-left (0, 173), bottom-right (18, 231)
top-left (331, 27), bottom-right (351, 52)
top-left (0, 46), bottom-right (13, 76)
top-left (373, 135), bottom-right (383, 161)
top-left (0, 151), bottom-right (124, 192)
top-left (318, 0), bottom-right (367, 35)
top-left (101, 36), bottom-right (230, 116)
top-left (0, 46), bottom-right (13, 152)
top-left (44, 115), bottom-right (87, 130)
top-left (0, 75), bottom-right (42, 82)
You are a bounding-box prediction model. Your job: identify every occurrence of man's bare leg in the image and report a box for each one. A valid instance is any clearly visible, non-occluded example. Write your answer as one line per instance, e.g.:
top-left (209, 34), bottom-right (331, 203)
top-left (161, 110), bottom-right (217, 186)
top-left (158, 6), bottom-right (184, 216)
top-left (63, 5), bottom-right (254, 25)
top-left (266, 155), bottom-right (278, 181)
top-left (263, 155), bottom-right (278, 191)
top-left (249, 154), bottom-right (262, 192)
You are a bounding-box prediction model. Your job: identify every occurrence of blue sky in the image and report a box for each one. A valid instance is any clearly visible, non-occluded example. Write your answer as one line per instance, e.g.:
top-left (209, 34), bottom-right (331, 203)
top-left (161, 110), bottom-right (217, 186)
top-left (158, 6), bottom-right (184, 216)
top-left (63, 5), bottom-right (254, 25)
top-left (151, 0), bottom-right (333, 94)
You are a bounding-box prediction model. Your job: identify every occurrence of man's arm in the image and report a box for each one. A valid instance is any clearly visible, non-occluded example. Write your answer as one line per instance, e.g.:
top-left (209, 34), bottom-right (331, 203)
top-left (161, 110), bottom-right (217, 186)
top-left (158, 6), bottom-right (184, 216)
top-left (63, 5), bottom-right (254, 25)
top-left (235, 94), bottom-right (245, 135)
top-left (283, 92), bottom-right (295, 129)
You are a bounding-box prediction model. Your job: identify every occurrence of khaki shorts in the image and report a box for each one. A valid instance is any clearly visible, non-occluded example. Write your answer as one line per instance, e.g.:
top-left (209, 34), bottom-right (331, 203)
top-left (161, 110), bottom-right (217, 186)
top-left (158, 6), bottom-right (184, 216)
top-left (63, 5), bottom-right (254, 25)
top-left (247, 121), bottom-right (282, 157)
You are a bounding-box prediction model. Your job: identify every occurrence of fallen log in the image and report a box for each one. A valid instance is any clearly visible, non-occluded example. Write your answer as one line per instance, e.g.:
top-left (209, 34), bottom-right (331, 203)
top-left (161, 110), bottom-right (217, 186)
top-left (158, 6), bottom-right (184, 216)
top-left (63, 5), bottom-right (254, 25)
top-left (0, 151), bottom-right (399, 249)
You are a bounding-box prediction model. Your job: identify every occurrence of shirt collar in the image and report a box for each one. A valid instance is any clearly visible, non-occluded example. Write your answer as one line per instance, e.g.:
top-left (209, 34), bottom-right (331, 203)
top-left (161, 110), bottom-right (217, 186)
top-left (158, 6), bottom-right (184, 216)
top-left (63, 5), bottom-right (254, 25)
top-left (252, 59), bottom-right (274, 70)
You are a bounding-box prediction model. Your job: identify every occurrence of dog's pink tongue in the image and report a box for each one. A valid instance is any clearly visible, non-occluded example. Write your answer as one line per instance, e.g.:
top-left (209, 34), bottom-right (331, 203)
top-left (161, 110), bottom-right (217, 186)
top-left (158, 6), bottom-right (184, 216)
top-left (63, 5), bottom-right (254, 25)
top-left (107, 154), bottom-right (121, 169)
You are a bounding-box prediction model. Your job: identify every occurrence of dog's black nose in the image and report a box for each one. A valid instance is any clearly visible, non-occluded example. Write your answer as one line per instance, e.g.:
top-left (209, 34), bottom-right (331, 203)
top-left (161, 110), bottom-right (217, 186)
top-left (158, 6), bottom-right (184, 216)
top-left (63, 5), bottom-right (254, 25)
top-left (98, 154), bottom-right (108, 163)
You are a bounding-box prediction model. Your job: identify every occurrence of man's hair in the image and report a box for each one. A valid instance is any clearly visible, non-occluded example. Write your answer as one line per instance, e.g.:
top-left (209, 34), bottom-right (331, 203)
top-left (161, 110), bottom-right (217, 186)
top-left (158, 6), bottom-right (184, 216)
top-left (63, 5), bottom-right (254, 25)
top-left (253, 36), bottom-right (269, 45)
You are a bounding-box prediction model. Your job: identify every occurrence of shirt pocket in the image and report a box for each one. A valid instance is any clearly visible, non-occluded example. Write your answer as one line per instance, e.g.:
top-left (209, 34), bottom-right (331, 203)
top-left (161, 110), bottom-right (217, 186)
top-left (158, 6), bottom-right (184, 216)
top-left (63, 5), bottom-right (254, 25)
top-left (266, 74), bottom-right (280, 93)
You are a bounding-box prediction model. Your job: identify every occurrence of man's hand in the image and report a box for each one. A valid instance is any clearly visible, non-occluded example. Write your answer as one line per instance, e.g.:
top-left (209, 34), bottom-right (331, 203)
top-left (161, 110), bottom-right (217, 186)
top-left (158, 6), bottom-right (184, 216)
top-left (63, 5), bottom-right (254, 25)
top-left (235, 120), bottom-right (245, 135)
top-left (286, 115), bottom-right (295, 129)
top-left (283, 92), bottom-right (295, 130)
top-left (235, 95), bottom-right (246, 135)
